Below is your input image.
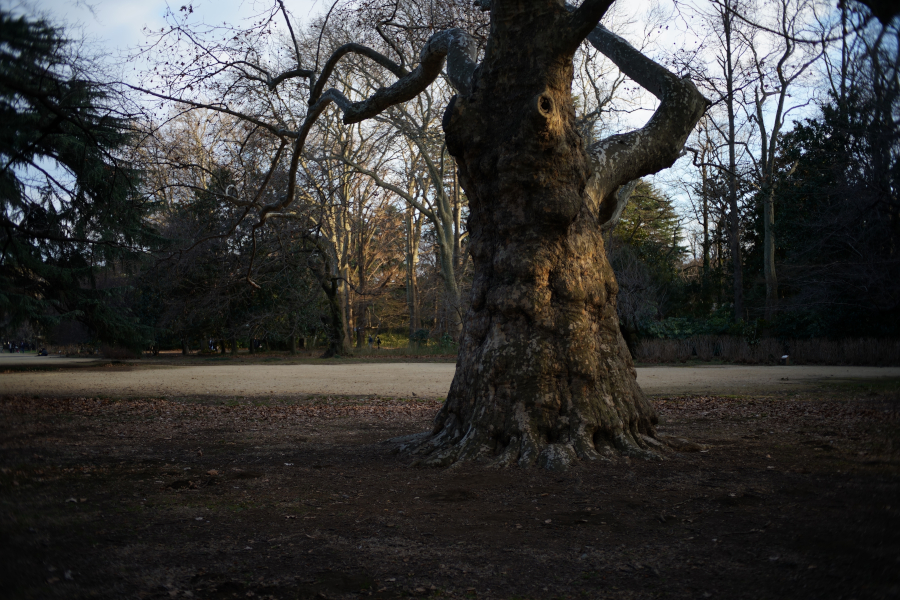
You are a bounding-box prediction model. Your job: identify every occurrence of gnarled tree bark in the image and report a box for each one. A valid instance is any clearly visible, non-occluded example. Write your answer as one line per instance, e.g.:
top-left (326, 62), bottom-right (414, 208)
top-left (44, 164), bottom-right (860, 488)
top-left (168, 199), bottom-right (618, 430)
top-left (404, 0), bottom-right (708, 468)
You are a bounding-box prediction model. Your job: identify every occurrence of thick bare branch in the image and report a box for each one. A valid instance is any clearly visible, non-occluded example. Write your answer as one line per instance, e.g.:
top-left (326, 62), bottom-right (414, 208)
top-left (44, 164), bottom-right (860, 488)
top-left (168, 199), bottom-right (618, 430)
top-left (310, 43), bottom-right (409, 104)
top-left (257, 138), bottom-right (302, 228)
top-left (310, 29), bottom-right (476, 109)
top-left (433, 28), bottom-right (479, 97)
top-left (598, 179), bottom-right (639, 231)
top-left (268, 68), bottom-right (315, 90)
top-left (584, 25), bottom-right (709, 219)
top-left (306, 29), bottom-right (477, 129)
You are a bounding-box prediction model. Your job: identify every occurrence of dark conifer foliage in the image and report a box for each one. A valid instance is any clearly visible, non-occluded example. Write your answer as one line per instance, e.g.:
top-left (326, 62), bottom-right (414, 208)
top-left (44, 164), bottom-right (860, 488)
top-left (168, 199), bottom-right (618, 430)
top-left (0, 12), bottom-right (160, 349)
top-left (764, 90), bottom-right (900, 337)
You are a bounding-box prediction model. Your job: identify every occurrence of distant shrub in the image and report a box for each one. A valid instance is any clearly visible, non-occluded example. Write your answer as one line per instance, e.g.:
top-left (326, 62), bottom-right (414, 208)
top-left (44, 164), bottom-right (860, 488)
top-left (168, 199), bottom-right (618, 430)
top-left (100, 345), bottom-right (140, 360)
top-left (410, 329), bottom-right (430, 346)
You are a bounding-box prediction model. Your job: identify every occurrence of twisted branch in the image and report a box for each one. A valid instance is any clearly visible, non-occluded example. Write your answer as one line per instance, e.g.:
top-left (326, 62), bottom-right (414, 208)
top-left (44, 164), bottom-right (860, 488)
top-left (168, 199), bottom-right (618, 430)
top-left (581, 23), bottom-right (709, 226)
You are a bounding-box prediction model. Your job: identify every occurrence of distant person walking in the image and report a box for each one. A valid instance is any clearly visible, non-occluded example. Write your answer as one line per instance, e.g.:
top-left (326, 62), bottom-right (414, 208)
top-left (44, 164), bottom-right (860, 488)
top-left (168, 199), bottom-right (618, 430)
top-left (375, 336), bottom-right (381, 350)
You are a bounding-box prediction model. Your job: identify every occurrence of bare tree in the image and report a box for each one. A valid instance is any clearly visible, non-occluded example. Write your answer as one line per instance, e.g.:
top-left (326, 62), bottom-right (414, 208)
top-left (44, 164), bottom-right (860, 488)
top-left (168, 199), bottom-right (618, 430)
top-left (318, 3), bottom-right (473, 340)
top-left (672, 0), bottom-right (766, 323)
top-left (743, 0), bottom-right (830, 321)
top-left (133, 0), bottom-right (706, 467)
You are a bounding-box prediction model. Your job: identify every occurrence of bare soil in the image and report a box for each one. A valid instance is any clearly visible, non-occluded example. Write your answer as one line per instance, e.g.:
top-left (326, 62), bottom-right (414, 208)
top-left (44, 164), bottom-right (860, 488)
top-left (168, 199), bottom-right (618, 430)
top-left (0, 361), bottom-right (898, 600)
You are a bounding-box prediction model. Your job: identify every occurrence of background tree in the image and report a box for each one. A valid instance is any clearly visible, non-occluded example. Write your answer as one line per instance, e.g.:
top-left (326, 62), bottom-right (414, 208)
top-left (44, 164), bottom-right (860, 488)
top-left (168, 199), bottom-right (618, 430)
top-left (606, 180), bottom-right (687, 350)
top-left (744, 0), bottom-right (829, 321)
top-left (674, 0), bottom-right (758, 323)
top-left (763, 4), bottom-right (900, 337)
top-left (0, 12), bottom-right (160, 350)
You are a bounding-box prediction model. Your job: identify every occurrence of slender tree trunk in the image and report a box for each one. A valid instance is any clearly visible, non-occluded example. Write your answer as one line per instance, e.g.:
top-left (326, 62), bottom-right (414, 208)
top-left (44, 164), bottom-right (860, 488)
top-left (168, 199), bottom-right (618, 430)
top-left (322, 277), bottom-right (349, 357)
top-left (356, 243), bottom-right (367, 348)
top-left (840, 3), bottom-right (848, 107)
top-left (763, 186), bottom-right (777, 321)
top-left (309, 243), bottom-right (352, 358)
top-left (723, 1), bottom-right (744, 323)
top-left (342, 264), bottom-right (353, 349)
top-left (406, 208), bottom-right (422, 337)
top-left (700, 134), bottom-right (711, 284)
top-left (437, 235), bottom-right (462, 339)
top-left (452, 166), bottom-right (463, 281)
top-left (338, 188), bottom-right (354, 351)
top-left (702, 167), bottom-right (711, 303)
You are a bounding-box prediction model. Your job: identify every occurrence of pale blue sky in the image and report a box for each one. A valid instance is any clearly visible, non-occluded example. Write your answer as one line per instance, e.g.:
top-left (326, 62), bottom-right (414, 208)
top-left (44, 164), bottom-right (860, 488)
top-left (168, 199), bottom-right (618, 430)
top-left (10, 0), bottom-right (322, 55)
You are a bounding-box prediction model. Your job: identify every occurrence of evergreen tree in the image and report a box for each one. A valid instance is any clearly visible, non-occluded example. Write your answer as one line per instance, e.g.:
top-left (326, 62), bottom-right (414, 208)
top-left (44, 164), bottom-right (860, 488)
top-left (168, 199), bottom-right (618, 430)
top-left (0, 12), bottom-right (160, 349)
top-left (767, 89), bottom-right (900, 337)
top-left (606, 180), bottom-right (690, 345)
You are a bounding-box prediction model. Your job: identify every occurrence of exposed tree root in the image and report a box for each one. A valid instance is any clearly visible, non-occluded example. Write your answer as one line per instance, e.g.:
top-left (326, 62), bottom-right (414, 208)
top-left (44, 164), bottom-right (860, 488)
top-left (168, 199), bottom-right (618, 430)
top-left (398, 423), bottom-right (704, 469)
top-left (399, 385), bottom-right (665, 470)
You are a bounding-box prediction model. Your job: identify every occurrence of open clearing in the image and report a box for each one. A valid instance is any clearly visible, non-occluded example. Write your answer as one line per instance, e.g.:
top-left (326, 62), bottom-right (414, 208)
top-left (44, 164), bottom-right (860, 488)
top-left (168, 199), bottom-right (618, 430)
top-left (2, 354), bottom-right (899, 396)
top-left (1, 357), bottom-right (898, 599)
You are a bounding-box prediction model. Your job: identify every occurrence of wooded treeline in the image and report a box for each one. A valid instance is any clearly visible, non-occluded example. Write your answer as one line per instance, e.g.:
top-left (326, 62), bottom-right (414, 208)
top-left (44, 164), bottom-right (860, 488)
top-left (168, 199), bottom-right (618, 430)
top-left (662, 0), bottom-right (900, 341)
top-left (1, 0), bottom-right (897, 356)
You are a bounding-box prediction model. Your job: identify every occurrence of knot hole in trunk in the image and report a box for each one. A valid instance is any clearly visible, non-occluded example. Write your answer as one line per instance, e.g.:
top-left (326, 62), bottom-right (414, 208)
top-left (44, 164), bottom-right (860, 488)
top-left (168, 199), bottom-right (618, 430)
top-left (536, 92), bottom-right (554, 117)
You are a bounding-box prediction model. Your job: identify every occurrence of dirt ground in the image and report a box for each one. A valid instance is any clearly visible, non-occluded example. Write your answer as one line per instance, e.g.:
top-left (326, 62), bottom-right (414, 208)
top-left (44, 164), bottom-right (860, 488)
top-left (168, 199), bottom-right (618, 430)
top-left (1, 359), bottom-right (899, 600)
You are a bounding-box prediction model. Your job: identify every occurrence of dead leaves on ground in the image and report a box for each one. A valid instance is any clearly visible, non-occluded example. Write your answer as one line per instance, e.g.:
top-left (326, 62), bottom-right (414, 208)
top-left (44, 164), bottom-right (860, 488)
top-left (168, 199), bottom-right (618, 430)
top-left (0, 394), bottom-right (442, 442)
top-left (655, 393), bottom-right (899, 431)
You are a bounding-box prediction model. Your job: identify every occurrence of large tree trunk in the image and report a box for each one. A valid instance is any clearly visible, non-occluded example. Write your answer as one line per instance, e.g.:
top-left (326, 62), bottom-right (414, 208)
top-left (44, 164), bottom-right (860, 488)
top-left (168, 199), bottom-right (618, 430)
top-left (405, 0), bottom-right (705, 469)
top-left (420, 146), bottom-right (655, 467)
